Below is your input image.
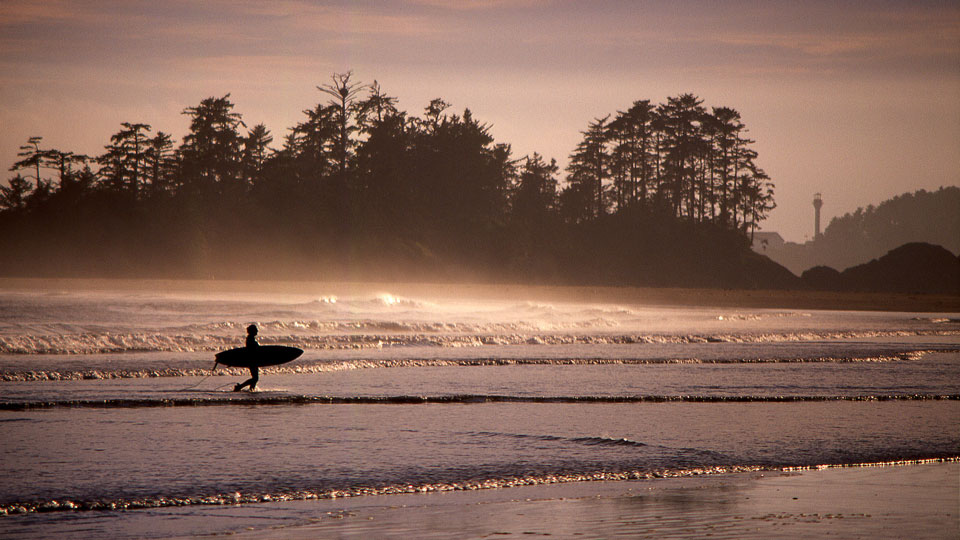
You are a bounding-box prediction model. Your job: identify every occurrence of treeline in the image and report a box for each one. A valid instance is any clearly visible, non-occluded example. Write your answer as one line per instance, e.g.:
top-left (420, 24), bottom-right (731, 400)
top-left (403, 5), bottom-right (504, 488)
top-left (0, 73), bottom-right (782, 287)
top-left (821, 187), bottom-right (959, 258)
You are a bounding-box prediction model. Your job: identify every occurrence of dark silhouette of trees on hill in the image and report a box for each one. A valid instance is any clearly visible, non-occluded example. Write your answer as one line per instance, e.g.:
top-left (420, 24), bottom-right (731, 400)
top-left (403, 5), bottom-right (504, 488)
top-left (820, 187), bottom-right (960, 257)
top-left (559, 94), bottom-right (775, 238)
top-left (0, 73), bottom-right (786, 288)
top-left (764, 186), bottom-right (960, 275)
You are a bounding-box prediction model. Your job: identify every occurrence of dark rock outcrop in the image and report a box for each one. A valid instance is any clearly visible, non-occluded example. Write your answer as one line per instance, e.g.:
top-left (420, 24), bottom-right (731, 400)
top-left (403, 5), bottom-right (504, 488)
top-left (839, 243), bottom-right (960, 294)
top-left (801, 265), bottom-right (842, 291)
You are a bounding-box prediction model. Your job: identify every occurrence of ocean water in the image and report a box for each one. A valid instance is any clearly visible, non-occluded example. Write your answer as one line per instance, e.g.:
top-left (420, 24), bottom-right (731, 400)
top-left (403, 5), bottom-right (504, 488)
top-left (0, 280), bottom-right (958, 537)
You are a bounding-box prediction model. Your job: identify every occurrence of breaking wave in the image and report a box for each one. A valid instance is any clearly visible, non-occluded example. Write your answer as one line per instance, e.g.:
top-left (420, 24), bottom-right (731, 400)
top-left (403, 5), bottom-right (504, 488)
top-left (0, 327), bottom-right (956, 355)
top-left (912, 317), bottom-right (960, 324)
top-left (0, 351), bottom-right (944, 381)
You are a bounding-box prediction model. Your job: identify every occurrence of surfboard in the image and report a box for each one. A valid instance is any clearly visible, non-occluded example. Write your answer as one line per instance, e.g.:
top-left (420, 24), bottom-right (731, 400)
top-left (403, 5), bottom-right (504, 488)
top-left (214, 345), bottom-right (303, 368)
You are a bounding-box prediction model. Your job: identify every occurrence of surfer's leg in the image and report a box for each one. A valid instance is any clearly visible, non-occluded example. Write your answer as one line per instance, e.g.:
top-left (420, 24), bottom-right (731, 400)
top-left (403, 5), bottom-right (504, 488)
top-left (234, 367), bottom-right (259, 392)
top-left (249, 367), bottom-right (259, 390)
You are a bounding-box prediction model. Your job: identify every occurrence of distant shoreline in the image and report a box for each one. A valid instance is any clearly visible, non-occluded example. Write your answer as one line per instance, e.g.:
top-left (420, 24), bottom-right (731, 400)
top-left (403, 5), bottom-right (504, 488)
top-left (1, 277), bottom-right (957, 313)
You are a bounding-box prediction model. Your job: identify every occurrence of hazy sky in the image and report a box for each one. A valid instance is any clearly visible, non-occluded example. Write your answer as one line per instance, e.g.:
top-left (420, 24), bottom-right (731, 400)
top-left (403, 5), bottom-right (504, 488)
top-left (2, 0), bottom-right (958, 242)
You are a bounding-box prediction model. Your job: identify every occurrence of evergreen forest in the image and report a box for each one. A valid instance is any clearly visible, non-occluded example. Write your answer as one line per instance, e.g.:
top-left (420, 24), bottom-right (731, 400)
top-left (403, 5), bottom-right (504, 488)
top-left (0, 73), bottom-right (788, 288)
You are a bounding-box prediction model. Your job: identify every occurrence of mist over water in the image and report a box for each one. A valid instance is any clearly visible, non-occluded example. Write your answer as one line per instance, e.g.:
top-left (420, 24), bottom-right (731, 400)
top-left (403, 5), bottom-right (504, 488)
top-left (0, 280), bottom-right (957, 537)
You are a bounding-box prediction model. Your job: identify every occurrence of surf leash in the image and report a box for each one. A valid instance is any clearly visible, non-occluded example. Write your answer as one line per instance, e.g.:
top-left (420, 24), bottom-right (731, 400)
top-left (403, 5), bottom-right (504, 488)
top-left (175, 361), bottom-right (221, 391)
top-left (176, 374), bottom-right (213, 391)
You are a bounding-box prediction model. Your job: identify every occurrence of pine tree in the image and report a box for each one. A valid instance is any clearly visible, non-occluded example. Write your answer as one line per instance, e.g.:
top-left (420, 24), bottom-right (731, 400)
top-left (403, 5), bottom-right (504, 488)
top-left (180, 95), bottom-right (245, 191)
top-left (565, 116), bottom-right (610, 220)
top-left (9, 136), bottom-right (46, 191)
top-left (145, 131), bottom-right (176, 194)
top-left (0, 175), bottom-right (32, 212)
top-left (242, 124), bottom-right (273, 183)
top-left (317, 71), bottom-right (365, 177)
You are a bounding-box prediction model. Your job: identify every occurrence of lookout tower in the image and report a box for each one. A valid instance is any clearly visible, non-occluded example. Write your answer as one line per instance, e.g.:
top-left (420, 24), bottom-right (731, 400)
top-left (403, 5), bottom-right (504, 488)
top-left (813, 193), bottom-right (823, 239)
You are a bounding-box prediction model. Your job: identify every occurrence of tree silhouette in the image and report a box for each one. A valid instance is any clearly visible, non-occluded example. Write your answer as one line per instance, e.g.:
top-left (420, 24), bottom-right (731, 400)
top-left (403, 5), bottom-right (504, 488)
top-left (513, 153), bottom-right (559, 224)
top-left (317, 71), bottom-right (365, 178)
top-left (0, 75), bottom-right (782, 288)
top-left (709, 106), bottom-right (743, 227)
top-left (609, 100), bottom-right (655, 207)
top-left (0, 175), bottom-right (32, 212)
top-left (292, 103), bottom-right (338, 182)
top-left (353, 80), bottom-right (398, 135)
top-left (44, 150), bottom-right (89, 188)
top-left (10, 136), bottom-right (46, 193)
top-left (658, 94), bottom-right (705, 218)
top-left (566, 116), bottom-right (610, 219)
top-left (100, 123), bottom-right (151, 196)
top-left (145, 131), bottom-right (176, 194)
top-left (180, 95), bottom-right (245, 192)
top-left (242, 124), bottom-right (273, 183)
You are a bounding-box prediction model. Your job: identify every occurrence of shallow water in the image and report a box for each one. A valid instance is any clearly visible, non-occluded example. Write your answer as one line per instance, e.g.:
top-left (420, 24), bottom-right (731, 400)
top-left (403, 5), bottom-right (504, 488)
top-left (0, 280), bottom-right (957, 537)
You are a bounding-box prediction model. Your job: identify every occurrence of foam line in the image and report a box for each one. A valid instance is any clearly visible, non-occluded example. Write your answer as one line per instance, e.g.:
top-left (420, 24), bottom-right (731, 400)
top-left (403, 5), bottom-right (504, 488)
top-left (2, 350), bottom-right (949, 381)
top-left (1, 458), bottom-right (956, 516)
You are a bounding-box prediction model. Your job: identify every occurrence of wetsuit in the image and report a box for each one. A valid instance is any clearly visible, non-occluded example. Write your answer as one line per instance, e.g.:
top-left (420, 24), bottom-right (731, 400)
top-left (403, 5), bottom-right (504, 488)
top-left (234, 333), bottom-right (260, 391)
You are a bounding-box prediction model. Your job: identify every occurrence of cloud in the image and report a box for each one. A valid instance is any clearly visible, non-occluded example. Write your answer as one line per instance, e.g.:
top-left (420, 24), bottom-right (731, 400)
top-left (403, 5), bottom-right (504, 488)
top-left (410, 0), bottom-right (550, 9)
top-left (712, 33), bottom-right (883, 57)
top-left (229, 0), bottom-right (447, 37)
top-left (0, 0), bottom-right (82, 25)
top-left (0, 0), bottom-right (154, 26)
top-left (706, 15), bottom-right (959, 60)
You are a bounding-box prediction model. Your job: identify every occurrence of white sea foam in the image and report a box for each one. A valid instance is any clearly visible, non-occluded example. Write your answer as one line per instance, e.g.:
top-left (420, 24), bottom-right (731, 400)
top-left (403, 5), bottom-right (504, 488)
top-left (0, 350), bottom-right (947, 382)
top-left (0, 327), bottom-right (956, 356)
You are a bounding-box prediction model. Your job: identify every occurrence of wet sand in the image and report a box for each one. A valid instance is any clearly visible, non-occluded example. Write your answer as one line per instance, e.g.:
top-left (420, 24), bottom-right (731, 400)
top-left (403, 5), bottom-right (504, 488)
top-left (4, 462), bottom-right (954, 539)
top-left (213, 462), bottom-right (960, 539)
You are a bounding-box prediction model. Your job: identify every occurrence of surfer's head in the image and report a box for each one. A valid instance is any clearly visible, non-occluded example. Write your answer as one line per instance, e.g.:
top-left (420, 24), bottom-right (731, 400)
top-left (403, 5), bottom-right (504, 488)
top-left (246, 324), bottom-right (258, 336)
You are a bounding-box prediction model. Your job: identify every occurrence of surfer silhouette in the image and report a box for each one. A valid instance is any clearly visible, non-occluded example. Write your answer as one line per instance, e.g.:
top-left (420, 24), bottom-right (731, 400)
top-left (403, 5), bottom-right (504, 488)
top-left (234, 324), bottom-right (260, 392)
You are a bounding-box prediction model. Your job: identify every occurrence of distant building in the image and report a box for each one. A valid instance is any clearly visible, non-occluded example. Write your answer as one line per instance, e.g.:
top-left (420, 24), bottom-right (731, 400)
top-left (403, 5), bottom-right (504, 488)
top-left (813, 193), bottom-right (823, 239)
top-left (752, 232), bottom-right (785, 252)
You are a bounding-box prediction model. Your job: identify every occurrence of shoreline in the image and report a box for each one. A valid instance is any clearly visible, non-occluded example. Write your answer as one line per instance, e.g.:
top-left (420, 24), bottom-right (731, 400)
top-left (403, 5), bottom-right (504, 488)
top-left (1, 276), bottom-right (958, 313)
top-left (2, 458), bottom-right (955, 517)
top-left (235, 461), bottom-right (959, 539)
top-left (2, 461), bottom-right (954, 539)
top-left (192, 460), bottom-right (960, 539)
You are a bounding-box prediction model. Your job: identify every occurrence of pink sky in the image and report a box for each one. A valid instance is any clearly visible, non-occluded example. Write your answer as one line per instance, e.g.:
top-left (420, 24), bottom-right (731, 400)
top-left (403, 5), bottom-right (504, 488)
top-left (2, 0), bottom-right (958, 242)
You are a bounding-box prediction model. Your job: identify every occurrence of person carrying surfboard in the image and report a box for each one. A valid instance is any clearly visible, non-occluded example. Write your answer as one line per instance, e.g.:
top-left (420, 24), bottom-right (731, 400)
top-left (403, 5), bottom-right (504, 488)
top-left (212, 327), bottom-right (302, 390)
top-left (234, 324), bottom-right (260, 392)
